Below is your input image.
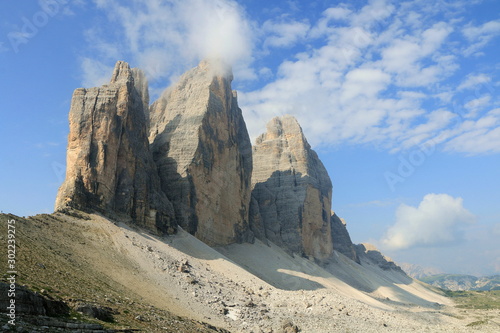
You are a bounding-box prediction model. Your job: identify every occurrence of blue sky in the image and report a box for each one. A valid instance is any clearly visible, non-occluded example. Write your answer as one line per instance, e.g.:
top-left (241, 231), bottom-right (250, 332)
top-left (1, 0), bottom-right (499, 276)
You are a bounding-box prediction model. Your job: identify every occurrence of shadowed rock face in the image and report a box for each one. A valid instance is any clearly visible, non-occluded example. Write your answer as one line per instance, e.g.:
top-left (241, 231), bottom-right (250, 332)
top-left (331, 212), bottom-right (359, 263)
top-left (250, 115), bottom-right (333, 262)
top-left (55, 61), bottom-right (175, 234)
top-left (149, 60), bottom-right (253, 246)
top-left (355, 243), bottom-right (407, 275)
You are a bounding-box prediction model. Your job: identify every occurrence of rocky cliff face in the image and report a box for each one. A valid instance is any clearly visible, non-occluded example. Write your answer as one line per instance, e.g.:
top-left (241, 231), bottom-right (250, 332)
top-left (331, 212), bottom-right (359, 262)
top-left (55, 61), bottom-right (175, 234)
top-left (54, 59), bottom-right (364, 261)
top-left (250, 115), bottom-right (333, 261)
top-left (148, 60), bottom-right (253, 246)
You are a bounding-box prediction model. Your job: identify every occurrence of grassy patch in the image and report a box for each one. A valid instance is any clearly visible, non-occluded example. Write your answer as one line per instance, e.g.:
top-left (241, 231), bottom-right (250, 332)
top-left (466, 319), bottom-right (488, 327)
top-left (444, 289), bottom-right (500, 309)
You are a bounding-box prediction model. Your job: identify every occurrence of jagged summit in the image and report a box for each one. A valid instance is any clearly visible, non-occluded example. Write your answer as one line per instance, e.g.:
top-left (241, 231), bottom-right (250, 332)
top-left (250, 115), bottom-right (334, 262)
top-left (109, 60), bottom-right (133, 83)
top-left (256, 114), bottom-right (304, 142)
top-left (55, 60), bottom-right (175, 234)
top-left (148, 59), bottom-right (253, 246)
top-left (55, 60), bottom-right (394, 272)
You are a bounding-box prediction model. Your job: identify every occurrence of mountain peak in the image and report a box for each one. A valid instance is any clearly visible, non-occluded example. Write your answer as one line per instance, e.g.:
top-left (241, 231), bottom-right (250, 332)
top-left (250, 115), bottom-right (333, 261)
top-left (109, 60), bottom-right (133, 84)
top-left (148, 61), bottom-right (252, 246)
top-left (55, 61), bottom-right (175, 234)
top-left (197, 58), bottom-right (233, 80)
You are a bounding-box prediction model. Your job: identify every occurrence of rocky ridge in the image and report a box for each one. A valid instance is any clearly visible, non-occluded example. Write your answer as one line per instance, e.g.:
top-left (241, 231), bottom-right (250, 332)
top-left (355, 243), bottom-right (406, 274)
top-left (55, 59), bottom-right (402, 272)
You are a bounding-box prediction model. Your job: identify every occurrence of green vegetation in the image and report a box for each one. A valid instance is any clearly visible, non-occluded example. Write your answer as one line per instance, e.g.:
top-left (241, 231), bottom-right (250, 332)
top-left (444, 289), bottom-right (500, 309)
top-left (466, 319), bottom-right (489, 327)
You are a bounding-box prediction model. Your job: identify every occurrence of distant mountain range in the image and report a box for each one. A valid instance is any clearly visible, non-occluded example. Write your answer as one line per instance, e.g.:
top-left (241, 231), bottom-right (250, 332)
top-left (399, 263), bottom-right (443, 280)
top-left (400, 263), bottom-right (500, 291)
top-left (419, 274), bottom-right (500, 291)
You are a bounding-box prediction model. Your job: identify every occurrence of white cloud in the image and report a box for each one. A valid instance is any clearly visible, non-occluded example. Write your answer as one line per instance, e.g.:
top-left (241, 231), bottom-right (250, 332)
top-left (262, 18), bottom-right (310, 48)
top-left (464, 95), bottom-right (491, 114)
top-left (80, 57), bottom-right (114, 88)
top-left (458, 73), bottom-right (492, 91)
top-left (83, 0), bottom-right (254, 86)
top-left (462, 19), bottom-right (500, 56)
top-left (444, 108), bottom-right (500, 154)
top-left (381, 194), bottom-right (475, 250)
top-left (240, 2), bottom-right (460, 149)
top-left (378, 22), bottom-right (454, 87)
top-left (80, 0), bottom-right (499, 156)
top-left (341, 68), bottom-right (391, 101)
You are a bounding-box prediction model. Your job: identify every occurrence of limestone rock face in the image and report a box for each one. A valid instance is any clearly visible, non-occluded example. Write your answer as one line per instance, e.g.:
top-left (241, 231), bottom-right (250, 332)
top-left (55, 61), bottom-right (175, 234)
top-left (331, 212), bottom-right (359, 262)
top-left (149, 60), bottom-right (253, 246)
top-left (251, 115), bottom-right (333, 261)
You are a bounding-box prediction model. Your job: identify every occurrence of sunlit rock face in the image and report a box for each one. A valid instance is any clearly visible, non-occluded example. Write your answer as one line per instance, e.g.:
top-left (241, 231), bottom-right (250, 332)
top-left (250, 115), bottom-right (333, 262)
top-left (55, 61), bottom-right (175, 234)
top-left (149, 60), bottom-right (253, 246)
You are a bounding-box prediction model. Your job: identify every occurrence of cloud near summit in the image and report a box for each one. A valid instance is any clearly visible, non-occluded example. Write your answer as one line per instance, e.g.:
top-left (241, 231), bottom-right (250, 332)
top-left (82, 0), bottom-right (500, 155)
top-left (381, 193), bottom-right (475, 250)
top-left (83, 0), bottom-right (254, 85)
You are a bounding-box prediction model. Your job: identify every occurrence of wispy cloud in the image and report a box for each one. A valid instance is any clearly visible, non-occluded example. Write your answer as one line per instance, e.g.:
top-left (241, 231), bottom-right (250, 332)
top-left (239, 0), bottom-right (500, 155)
top-left (80, 57), bottom-right (114, 88)
top-left (262, 18), bottom-right (310, 49)
top-left (444, 108), bottom-right (500, 154)
top-left (241, 1), bottom-right (461, 148)
top-left (381, 193), bottom-right (475, 250)
top-left (457, 73), bottom-right (492, 91)
top-left (80, 0), bottom-right (500, 155)
top-left (462, 19), bottom-right (500, 57)
top-left (82, 0), bottom-right (254, 86)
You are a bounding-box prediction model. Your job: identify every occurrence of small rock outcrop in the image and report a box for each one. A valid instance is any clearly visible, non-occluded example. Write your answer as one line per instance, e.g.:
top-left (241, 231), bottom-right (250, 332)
top-left (355, 243), bottom-right (406, 274)
top-left (250, 115), bottom-right (333, 261)
top-left (0, 283), bottom-right (69, 317)
top-left (331, 212), bottom-right (359, 262)
top-left (148, 60), bottom-right (253, 246)
top-left (55, 61), bottom-right (175, 234)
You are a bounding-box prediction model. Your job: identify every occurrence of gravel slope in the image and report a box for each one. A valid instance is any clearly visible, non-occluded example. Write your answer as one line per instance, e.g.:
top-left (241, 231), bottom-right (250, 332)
top-left (1, 212), bottom-right (499, 332)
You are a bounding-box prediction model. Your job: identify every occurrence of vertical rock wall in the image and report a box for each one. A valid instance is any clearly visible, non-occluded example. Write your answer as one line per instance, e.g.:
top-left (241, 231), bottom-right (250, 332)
top-left (149, 60), bottom-right (253, 246)
top-left (55, 61), bottom-right (175, 234)
top-left (251, 115), bottom-right (333, 261)
top-left (330, 212), bottom-right (359, 262)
